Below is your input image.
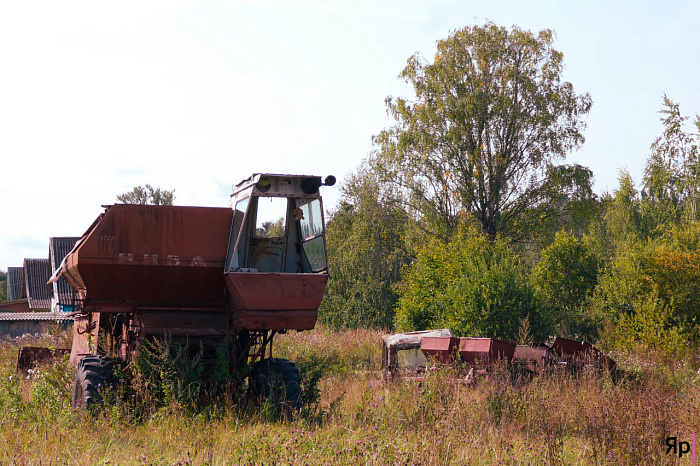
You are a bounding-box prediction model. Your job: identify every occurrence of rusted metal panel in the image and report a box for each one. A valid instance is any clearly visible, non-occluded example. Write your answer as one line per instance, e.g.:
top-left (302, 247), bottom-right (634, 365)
top-left (139, 310), bottom-right (228, 336)
top-left (58, 204), bottom-right (233, 309)
top-left (225, 272), bottom-right (326, 330)
top-left (459, 338), bottom-right (516, 366)
top-left (420, 337), bottom-right (460, 364)
top-left (513, 344), bottom-right (555, 373)
top-left (17, 347), bottom-right (70, 371)
top-left (226, 272), bottom-right (327, 312)
top-left (229, 309), bottom-right (317, 331)
top-left (551, 337), bottom-right (616, 371)
top-left (551, 337), bottom-right (584, 356)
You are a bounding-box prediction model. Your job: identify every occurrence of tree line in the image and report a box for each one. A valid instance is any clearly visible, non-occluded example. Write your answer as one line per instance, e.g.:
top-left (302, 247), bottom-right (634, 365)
top-left (319, 22), bottom-right (700, 360)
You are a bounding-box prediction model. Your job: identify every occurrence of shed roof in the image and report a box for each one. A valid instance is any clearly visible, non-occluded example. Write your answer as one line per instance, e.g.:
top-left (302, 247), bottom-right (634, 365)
top-left (23, 259), bottom-right (52, 311)
top-left (49, 237), bottom-right (79, 306)
top-left (7, 267), bottom-right (25, 301)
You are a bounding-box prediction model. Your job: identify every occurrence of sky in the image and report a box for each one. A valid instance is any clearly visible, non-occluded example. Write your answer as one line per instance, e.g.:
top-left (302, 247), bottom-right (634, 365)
top-left (1, 0), bottom-right (699, 270)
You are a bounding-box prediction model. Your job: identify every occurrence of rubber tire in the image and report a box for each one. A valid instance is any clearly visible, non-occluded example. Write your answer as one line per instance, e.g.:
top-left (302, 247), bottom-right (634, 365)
top-left (71, 355), bottom-right (119, 411)
top-left (249, 358), bottom-right (302, 412)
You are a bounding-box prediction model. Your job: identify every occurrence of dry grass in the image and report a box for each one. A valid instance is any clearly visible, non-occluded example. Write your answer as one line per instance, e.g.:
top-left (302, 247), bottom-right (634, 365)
top-left (1, 328), bottom-right (699, 464)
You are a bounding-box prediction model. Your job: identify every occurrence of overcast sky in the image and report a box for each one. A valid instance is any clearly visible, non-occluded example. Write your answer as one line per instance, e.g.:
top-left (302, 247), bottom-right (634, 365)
top-left (1, 0), bottom-right (699, 270)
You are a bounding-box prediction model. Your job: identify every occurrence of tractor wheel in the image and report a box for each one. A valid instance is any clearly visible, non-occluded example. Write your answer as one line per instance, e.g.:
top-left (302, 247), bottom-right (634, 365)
top-left (71, 355), bottom-right (119, 411)
top-left (249, 358), bottom-right (302, 412)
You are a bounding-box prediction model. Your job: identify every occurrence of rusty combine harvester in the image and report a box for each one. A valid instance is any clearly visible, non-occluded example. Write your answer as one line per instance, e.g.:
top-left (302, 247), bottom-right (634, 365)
top-left (49, 173), bottom-right (335, 410)
top-left (381, 330), bottom-right (615, 382)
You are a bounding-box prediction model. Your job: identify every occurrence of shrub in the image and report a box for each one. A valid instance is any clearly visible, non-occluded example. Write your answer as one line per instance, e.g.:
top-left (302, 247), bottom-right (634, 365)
top-left (593, 228), bottom-right (700, 356)
top-left (395, 226), bottom-right (552, 340)
top-left (532, 231), bottom-right (600, 337)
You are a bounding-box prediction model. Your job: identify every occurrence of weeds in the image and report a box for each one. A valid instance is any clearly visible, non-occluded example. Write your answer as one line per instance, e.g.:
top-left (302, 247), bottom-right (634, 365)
top-left (1, 328), bottom-right (699, 464)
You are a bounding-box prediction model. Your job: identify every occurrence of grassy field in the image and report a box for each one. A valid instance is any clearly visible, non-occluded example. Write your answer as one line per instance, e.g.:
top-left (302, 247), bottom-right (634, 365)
top-left (1, 328), bottom-right (699, 465)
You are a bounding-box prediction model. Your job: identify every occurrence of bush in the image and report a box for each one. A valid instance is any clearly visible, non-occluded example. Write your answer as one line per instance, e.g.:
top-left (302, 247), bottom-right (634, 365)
top-left (592, 227), bottom-right (700, 356)
top-left (532, 231), bottom-right (600, 337)
top-left (394, 226), bottom-right (552, 340)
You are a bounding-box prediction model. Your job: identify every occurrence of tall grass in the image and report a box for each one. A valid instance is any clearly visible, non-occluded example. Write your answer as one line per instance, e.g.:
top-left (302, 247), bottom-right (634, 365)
top-left (1, 328), bottom-right (699, 464)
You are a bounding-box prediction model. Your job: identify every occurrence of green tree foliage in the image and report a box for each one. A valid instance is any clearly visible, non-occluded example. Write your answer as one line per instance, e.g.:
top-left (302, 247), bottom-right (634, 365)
top-left (642, 96), bottom-right (700, 225)
top-left (592, 224), bottom-right (700, 356)
top-left (372, 22), bottom-right (593, 242)
top-left (256, 218), bottom-right (285, 238)
top-left (605, 171), bottom-right (647, 242)
top-left (591, 240), bottom-right (649, 324)
top-left (532, 231), bottom-right (600, 337)
top-left (320, 170), bottom-right (411, 329)
top-left (645, 225), bottom-right (700, 331)
top-left (611, 294), bottom-right (691, 360)
top-left (593, 171), bottom-right (654, 261)
top-left (597, 99), bottom-right (700, 255)
top-left (0, 270), bottom-right (6, 302)
top-left (394, 226), bottom-right (550, 341)
top-left (117, 184), bottom-right (175, 205)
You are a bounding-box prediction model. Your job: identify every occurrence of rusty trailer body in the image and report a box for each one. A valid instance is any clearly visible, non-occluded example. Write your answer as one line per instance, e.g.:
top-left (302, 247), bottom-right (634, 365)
top-left (53, 173), bottom-right (335, 410)
top-left (458, 337), bottom-right (517, 366)
top-left (382, 331), bottom-right (615, 382)
top-left (419, 336), bottom-right (461, 364)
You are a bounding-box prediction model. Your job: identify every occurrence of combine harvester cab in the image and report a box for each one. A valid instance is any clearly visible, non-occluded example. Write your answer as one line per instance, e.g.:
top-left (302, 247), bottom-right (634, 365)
top-left (53, 173), bottom-right (335, 411)
top-left (224, 174), bottom-right (333, 331)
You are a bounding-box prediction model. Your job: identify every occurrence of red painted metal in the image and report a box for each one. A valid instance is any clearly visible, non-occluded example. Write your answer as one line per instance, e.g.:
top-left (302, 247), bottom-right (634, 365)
top-left (59, 204), bottom-right (232, 309)
top-left (225, 272), bottom-right (327, 330)
top-left (458, 338), bottom-right (516, 366)
top-left (551, 337), bottom-right (583, 356)
top-left (420, 337), bottom-right (460, 364)
top-left (513, 345), bottom-right (555, 373)
top-left (139, 311), bottom-right (229, 337)
top-left (551, 337), bottom-right (616, 371)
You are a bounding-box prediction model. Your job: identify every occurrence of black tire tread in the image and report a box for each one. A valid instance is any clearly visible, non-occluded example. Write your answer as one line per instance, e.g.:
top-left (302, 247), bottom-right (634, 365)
top-left (71, 355), bottom-right (119, 411)
top-left (249, 358), bottom-right (302, 411)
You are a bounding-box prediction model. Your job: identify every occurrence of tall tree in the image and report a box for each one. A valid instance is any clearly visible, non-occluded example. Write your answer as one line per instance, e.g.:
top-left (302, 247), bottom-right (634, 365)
top-left (373, 22), bottom-right (593, 242)
top-left (117, 184), bottom-right (175, 205)
top-left (642, 96), bottom-right (700, 223)
top-left (605, 171), bottom-right (647, 243)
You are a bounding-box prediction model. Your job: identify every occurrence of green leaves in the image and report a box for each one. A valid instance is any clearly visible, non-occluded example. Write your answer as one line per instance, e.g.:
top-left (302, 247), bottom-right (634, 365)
top-left (532, 231), bottom-right (600, 336)
top-left (116, 184), bottom-right (175, 205)
top-left (643, 95), bottom-right (700, 224)
top-left (373, 22), bottom-right (592, 242)
top-left (319, 170), bottom-right (411, 330)
top-left (394, 226), bottom-right (549, 341)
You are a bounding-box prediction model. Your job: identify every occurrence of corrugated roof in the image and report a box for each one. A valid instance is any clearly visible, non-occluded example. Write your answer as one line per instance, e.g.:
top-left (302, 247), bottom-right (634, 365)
top-left (0, 312), bottom-right (74, 322)
top-left (23, 259), bottom-right (52, 311)
top-left (7, 267), bottom-right (25, 301)
top-left (49, 237), bottom-right (79, 307)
